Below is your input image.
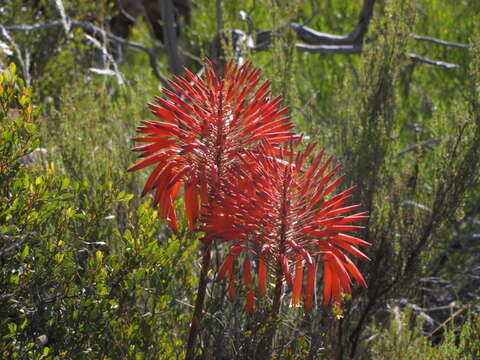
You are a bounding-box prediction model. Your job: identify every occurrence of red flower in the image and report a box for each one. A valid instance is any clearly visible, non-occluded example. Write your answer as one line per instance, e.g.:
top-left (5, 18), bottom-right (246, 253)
top-left (207, 140), bottom-right (370, 311)
top-left (128, 60), bottom-right (295, 231)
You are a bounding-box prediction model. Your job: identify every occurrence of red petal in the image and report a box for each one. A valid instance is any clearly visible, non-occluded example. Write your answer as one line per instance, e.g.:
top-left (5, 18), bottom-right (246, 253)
top-left (243, 258), bottom-right (252, 287)
top-left (246, 290), bottom-right (255, 313)
top-left (127, 151), bottom-right (171, 173)
top-left (334, 233), bottom-right (371, 247)
top-left (228, 271), bottom-right (236, 300)
top-left (304, 260), bottom-right (316, 312)
top-left (184, 181), bottom-right (199, 229)
top-left (280, 255), bottom-right (293, 289)
top-left (166, 165), bottom-right (190, 188)
top-left (244, 259), bottom-right (255, 313)
top-left (331, 240), bottom-right (370, 261)
top-left (330, 254), bottom-right (351, 295)
top-left (217, 255), bottom-right (235, 280)
top-left (148, 104), bottom-right (175, 123)
top-left (344, 257), bottom-right (367, 288)
top-left (258, 256), bottom-right (267, 296)
top-left (291, 259), bottom-right (304, 306)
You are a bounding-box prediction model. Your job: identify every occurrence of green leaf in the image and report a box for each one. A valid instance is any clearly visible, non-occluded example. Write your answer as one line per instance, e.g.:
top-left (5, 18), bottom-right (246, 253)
top-left (19, 244), bottom-right (29, 261)
top-left (10, 274), bottom-right (20, 285)
top-left (8, 62), bottom-right (16, 75)
top-left (95, 250), bottom-right (103, 263)
top-left (116, 191), bottom-right (134, 202)
top-left (8, 322), bottom-right (17, 334)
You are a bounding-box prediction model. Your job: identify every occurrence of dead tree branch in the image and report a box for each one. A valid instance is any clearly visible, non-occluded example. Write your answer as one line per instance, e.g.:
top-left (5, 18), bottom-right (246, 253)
top-left (406, 53), bottom-right (459, 69)
top-left (413, 35), bottom-right (470, 49)
top-left (1, 20), bottom-right (171, 89)
top-left (295, 44), bottom-right (362, 54)
top-left (397, 137), bottom-right (442, 156)
top-left (292, 0), bottom-right (375, 45)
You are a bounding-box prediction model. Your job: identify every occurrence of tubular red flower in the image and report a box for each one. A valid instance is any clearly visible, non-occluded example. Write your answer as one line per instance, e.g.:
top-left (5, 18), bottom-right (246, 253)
top-left (129, 60), bottom-right (296, 231)
top-left (207, 140), bottom-right (370, 311)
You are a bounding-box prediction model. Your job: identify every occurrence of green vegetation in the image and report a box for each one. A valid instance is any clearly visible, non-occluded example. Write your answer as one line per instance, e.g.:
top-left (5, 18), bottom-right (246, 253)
top-left (1, 0), bottom-right (479, 359)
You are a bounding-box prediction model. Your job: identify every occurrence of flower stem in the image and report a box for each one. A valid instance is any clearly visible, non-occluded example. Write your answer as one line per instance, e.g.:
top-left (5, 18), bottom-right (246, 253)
top-left (256, 268), bottom-right (283, 358)
top-left (258, 168), bottom-right (290, 358)
top-left (185, 240), bottom-right (212, 360)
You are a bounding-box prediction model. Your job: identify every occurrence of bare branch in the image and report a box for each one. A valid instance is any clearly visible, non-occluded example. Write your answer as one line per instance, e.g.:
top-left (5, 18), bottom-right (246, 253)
top-left (349, 0), bottom-right (376, 43)
top-left (292, 24), bottom-right (353, 45)
top-left (53, 0), bottom-right (71, 34)
top-left (84, 33), bottom-right (124, 85)
top-left (397, 137), bottom-right (442, 156)
top-left (292, 0), bottom-right (376, 46)
top-left (406, 53), bottom-right (459, 69)
top-left (2, 20), bottom-right (171, 89)
top-left (114, 0), bottom-right (137, 23)
top-left (413, 35), bottom-right (470, 49)
top-left (295, 43), bottom-right (362, 54)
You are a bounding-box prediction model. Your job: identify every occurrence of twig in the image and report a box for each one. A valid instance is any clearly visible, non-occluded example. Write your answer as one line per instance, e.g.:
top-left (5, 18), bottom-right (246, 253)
top-left (114, 0), bottom-right (136, 23)
top-left (406, 53), bottom-right (459, 69)
top-left (53, 0), bottom-right (71, 34)
top-left (295, 44), bottom-right (362, 54)
top-left (413, 35), bottom-right (470, 49)
top-left (397, 137), bottom-right (441, 156)
top-left (84, 33), bottom-right (124, 85)
top-left (429, 300), bottom-right (480, 336)
top-left (292, 25), bottom-right (354, 45)
top-left (300, 9), bottom-right (319, 27)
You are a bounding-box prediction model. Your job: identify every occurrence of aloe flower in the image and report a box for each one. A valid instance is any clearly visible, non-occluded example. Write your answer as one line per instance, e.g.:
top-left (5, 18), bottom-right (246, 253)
top-left (129, 59), bottom-right (296, 360)
top-left (206, 140), bottom-right (370, 312)
top-left (129, 60), bottom-right (295, 232)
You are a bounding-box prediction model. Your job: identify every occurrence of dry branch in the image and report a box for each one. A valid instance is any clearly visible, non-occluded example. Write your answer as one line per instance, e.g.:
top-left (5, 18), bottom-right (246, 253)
top-left (413, 35), bottom-right (470, 49)
top-left (295, 44), bottom-right (362, 54)
top-left (397, 137), bottom-right (442, 156)
top-left (292, 0), bottom-right (376, 46)
top-left (1, 20), bottom-right (171, 89)
top-left (406, 53), bottom-right (459, 69)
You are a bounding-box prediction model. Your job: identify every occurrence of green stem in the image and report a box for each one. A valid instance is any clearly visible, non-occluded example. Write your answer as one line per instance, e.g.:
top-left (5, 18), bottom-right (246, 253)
top-left (258, 167), bottom-right (290, 358)
top-left (257, 262), bottom-right (283, 359)
top-left (185, 240), bottom-right (212, 360)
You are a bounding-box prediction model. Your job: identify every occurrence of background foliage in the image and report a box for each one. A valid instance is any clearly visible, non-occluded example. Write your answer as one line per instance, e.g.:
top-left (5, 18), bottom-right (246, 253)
top-left (1, 0), bottom-right (479, 359)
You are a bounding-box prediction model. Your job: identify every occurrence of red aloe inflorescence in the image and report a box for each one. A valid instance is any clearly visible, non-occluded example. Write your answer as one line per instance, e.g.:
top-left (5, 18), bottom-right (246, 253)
top-left (205, 139), bottom-right (370, 313)
top-left (128, 59), bottom-right (295, 232)
top-left (128, 59), bottom-right (296, 359)
top-left (130, 58), bottom-right (370, 358)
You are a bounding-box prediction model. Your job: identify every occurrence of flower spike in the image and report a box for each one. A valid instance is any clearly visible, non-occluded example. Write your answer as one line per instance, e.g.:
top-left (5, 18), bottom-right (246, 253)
top-left (129, 59), bottom-right (296, 231)
top-left (206, 140), bottom-right (370, 311)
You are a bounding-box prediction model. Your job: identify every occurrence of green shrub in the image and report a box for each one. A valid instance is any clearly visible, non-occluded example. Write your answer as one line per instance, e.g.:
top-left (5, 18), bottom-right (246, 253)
top-left (368, 308), bottom-right (480, 360)
top-left (0, 64), bottom-right (197, 359)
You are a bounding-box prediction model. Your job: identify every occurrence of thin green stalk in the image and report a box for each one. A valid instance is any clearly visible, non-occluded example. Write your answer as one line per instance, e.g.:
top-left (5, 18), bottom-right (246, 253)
top-left (185, 240), bottom-right (212, 360)
top-left (258, 168), bottom-right (290, 358)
